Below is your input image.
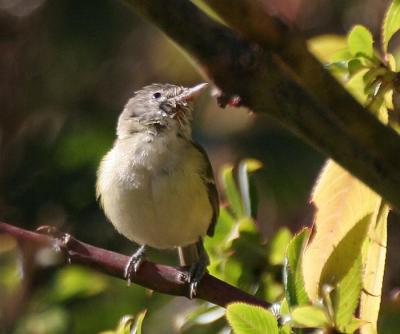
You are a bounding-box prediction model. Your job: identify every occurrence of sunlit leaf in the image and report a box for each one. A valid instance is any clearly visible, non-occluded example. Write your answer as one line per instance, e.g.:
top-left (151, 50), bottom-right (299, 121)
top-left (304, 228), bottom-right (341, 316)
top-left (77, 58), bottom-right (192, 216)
top-left (223, 257), bottom-right (243, 286)
top-left (360, 202), bottom-right (390, 334)
top-left (238, 159), bottom-right (262, 217)
top-left (332, 256), bottom-right (362, 330)
top-left (279, 324), bottom-right (292, 334)
top-left (319, 215), bottom-right (370, 289)
top-left (330, 49), bottom-right (353, 63)
top-left (226, 303), bottom-right (278, 334)
top-left (302, 160), bottom-right (381, 300)
top-left (221, 165), bottom-right (244, 218)
top-left (382, 0), bottom-right (400, 52)
top-left (348, 59), bottom-right (364, 77)
top-left (342, 318), bottom-right (368, 333)
top-left (284, 228), bottom-right (311, 308)
top-left (307, 35), bottom-right (348, 63)
top-left (386, 53), bottom-right (397, 71)
top-left (267, 227), bottom-right (292, 266)
top-left (347, 25), bottom-right (374, 59)
top-left (205, 207), bottom-right (236, 253)
top-left (279, 298), bottom-right (290, 316)
top-left (132, 310), bottom-right (146, 334)
top-left (346, 69), bottom-right (370, 104)
top-left (290, 305), bottom-right (331, 328)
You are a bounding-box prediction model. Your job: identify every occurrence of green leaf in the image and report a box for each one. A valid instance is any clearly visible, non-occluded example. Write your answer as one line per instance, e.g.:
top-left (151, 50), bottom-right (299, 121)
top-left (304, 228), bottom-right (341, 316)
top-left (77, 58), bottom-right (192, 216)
top-left (278, 298), bottom-right (290, 317)
top-left (132, 310), bottom-right (146, 334)
top-left (382, 0), bottom-right (400, 52)
top-left (346, 69), bottom-right (370, 104)
top-left (348, 25), bottom-right (374, 58)
top-left (342, 318), bottom-right (367, 333)
top-left (279, 324), bottom-right (292, 334)
top-left (330, 49), bottom-right (353, 63)
top-left (284, 228), bottom-right (311, 308)
top-left (238, 159), bottom-right (262, 218)
top-left (205, 207), bottom-right (236, 254)
top-left (307, 34), bottom-right (348, 63)
top-left (226, 303), bottom-right (279, 334)
top-left (326, 61), bottom-right (349, 74)
top-left (221, 165), bottom-right (244, 218)
top-left (291, 305), bottom-right (331, 328)
top-left (319, 214), bottom-right (371, 289)
top-left (333, 256), bottom-right (362, 330)
top-left (267, 227), bottom-right (293, 265)
top-left (348, 59), bottom-right (365, 77)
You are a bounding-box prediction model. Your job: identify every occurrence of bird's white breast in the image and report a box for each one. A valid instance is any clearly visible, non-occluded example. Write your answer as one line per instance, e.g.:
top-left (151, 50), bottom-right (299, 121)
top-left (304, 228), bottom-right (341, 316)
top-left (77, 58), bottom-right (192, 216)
top-left (96, 131), bottom-right (212, 249)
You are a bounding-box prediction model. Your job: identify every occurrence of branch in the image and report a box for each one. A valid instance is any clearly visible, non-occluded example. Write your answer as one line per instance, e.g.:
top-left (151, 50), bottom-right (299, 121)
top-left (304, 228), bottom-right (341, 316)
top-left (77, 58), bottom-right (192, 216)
top-left (124, 0), bottom-right (400, 209)
top-left (0, 222), bottom-right (270, 309)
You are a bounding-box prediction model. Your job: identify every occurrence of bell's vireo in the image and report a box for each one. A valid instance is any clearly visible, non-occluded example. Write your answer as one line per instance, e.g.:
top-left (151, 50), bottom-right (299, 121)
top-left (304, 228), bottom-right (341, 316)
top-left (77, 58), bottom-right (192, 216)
top-left (96, 83), bottom-right (219, 297)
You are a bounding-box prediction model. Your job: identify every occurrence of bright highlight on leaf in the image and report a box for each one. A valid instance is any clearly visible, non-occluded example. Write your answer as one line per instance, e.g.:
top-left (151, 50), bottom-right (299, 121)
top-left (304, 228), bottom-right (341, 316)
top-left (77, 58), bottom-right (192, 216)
top-left (226, 303), bottom-right (278, 334)
top-left (382, 0), bottom-right (400, 52)
top-left (291, 305), bottom-right (331, 328)
top-left (238, 159), bottom-right (262, 217)
top-left (221, 165), bottom-right (245, 218)
top-left (268, 227), bottom-right (292, 266)
top-left (348, 25), bottom-right (374, 58)
top-left (332, 256), bottom-right (362, 330)
top-left (284, 228), bottom-right (311, 308)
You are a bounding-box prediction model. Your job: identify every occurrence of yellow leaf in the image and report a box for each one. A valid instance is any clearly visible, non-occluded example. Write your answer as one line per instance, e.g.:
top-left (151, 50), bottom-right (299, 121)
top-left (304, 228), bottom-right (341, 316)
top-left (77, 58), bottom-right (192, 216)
top-left (302, 160), bottom-right (381, 300)
top-left (359, 202), bottom-right (389, 334)
top-left (308, 35), bottom-right (348, 63)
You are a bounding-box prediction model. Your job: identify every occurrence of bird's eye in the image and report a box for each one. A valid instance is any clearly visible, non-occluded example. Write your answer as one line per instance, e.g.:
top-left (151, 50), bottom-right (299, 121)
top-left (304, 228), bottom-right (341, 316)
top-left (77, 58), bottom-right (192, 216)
top-left (153, 92), bottom-right (162, 99)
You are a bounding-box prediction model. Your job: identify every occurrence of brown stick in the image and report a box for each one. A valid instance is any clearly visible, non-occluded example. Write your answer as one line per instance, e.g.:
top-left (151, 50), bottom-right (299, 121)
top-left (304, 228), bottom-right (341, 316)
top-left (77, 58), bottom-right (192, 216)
top-left (0, 222), bottom-right (270, 309)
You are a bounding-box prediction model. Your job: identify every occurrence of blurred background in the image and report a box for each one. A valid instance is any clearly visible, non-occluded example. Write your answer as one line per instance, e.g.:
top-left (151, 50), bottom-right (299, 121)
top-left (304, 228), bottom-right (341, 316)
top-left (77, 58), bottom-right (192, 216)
top-left (0, 0), bottom-right (400, 333)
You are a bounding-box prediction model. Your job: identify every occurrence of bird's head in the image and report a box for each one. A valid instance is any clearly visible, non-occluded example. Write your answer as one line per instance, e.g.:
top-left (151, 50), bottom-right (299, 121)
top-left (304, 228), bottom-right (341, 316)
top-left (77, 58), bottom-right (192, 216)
top-left (117, 83), bottom-right (208, 139)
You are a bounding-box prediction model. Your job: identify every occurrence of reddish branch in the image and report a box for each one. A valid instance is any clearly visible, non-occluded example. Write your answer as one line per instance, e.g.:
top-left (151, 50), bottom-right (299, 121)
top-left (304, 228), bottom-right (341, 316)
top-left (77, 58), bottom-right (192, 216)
top-left (124, 0), bottom-right (400, 209)
top-left (0, 222), bottom-right (270, 309)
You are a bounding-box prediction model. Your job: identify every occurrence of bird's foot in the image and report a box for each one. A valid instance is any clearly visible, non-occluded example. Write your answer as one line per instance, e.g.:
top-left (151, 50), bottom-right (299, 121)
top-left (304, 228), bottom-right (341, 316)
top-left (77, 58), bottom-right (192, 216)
top-left (124, 245), bottom-right (147, 286)
top-left (187, 250), bottom-right (209, 299)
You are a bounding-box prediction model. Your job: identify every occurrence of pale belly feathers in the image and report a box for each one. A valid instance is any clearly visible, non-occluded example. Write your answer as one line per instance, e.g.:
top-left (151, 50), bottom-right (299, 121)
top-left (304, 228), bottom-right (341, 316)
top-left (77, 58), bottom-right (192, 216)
top-left (96, 132), bottom-right (212, 249)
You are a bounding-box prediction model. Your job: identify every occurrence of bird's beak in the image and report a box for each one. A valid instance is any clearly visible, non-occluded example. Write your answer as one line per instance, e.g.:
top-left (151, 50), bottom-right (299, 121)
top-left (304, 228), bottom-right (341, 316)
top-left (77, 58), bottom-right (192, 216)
top-left (179, 83), bottom-right (208, 102)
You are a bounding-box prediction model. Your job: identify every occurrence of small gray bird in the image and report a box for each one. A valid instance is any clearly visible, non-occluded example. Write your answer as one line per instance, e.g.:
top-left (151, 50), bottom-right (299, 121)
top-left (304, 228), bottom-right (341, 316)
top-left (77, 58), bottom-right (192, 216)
top-left (96, 83), bottom-right (219, 297)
